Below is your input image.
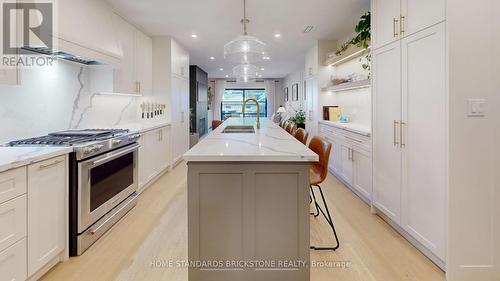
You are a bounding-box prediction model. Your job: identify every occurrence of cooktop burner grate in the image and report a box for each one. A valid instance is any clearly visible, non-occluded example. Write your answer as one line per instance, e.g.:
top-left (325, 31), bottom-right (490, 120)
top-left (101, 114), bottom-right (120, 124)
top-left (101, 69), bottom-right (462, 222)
top-left (9, 129), bottom-right (129, 146)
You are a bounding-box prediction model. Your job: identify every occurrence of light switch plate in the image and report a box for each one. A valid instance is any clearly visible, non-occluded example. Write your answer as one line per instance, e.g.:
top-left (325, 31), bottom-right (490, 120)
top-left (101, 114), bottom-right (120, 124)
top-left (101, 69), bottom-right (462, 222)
top-left (467, 99), bottom-right (486, 117)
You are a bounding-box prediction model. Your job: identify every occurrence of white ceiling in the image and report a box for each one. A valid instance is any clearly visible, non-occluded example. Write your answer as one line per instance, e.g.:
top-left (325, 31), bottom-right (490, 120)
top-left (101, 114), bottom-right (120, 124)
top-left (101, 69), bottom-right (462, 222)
top-left (106, 0), bottom-right (370, 79)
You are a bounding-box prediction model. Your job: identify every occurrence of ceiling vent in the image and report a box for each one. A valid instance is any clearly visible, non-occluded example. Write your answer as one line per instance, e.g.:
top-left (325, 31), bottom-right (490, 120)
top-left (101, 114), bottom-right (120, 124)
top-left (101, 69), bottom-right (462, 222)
top-left (303, 26), bottom-right (314, 33)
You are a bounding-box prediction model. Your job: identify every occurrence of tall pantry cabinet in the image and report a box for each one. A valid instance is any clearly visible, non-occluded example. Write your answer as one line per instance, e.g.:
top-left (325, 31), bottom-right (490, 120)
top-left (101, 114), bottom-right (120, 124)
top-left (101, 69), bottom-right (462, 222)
top-left (153, 37), bottom-right (190, 166)
top-left (371, 0), bottom-right (447, 266)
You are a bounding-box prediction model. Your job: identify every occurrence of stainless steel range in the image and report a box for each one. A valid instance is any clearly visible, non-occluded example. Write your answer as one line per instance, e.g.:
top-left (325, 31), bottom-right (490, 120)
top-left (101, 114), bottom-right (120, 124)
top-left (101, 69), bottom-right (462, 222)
top-left (10, 129), bottom-right (141, 256)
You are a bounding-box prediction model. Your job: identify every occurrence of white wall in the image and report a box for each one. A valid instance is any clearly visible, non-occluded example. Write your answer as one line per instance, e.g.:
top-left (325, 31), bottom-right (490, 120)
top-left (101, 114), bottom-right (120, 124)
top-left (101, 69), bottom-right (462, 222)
top-left (447, 0), bottom-right (500, 280)
top-left (282, 69), bottom-right (304, 112)
top-left (321, 56), bottom-right (371, 127)
top-left (0, 60), bottom-right (162, 144)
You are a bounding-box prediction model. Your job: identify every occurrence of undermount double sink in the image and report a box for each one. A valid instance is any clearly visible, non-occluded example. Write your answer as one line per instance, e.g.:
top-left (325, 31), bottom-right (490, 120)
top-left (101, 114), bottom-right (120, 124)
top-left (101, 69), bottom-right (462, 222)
top-left (222, 125), bottom-right (256, 134)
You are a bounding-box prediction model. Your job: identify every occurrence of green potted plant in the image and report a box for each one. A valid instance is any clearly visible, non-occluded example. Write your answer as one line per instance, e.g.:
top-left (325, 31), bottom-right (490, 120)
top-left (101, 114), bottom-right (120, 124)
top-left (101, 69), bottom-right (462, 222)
top-left (290, 110), bottom-right (306, 129)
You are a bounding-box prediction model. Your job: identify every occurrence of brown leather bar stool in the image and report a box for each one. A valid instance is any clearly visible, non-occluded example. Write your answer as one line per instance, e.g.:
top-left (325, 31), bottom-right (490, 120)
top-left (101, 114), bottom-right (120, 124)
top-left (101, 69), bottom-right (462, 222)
top-left (212, 120), bottom-right (223, 130)
top-left (308, 136), bottom-right (340, 251)
top-left (285, 123), bottom-right (295, 135)
top-left (279, 120), bottom-right (288, 129)
top-left (294, 128), bottom-right (309, 145)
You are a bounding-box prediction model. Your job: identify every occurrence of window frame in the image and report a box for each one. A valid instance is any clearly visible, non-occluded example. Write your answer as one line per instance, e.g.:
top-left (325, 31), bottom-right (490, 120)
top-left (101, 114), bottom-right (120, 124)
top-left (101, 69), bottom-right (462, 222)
top-left (221, 88), bottom-right (267, 119)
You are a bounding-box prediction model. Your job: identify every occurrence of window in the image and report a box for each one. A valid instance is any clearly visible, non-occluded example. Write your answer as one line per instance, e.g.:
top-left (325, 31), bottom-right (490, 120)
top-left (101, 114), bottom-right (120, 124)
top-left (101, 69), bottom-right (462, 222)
top-left (221, 89), bottom-right (267, 119)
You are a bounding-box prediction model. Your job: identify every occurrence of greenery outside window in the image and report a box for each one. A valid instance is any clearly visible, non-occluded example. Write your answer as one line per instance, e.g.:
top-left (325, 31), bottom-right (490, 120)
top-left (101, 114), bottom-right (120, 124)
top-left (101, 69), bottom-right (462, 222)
top-left (221, 89), bottom-right (267, 119)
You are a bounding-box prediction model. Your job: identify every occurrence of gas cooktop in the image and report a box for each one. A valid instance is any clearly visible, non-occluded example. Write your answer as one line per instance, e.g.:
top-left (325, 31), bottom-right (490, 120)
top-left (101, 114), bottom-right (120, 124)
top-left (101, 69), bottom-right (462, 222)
top-left (9, 129), bottom-right (129, 146)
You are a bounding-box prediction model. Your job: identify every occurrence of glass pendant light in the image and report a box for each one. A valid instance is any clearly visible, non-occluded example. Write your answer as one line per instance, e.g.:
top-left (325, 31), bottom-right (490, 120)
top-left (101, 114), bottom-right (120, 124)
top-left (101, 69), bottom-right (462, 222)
top-left (224, 0), bottom-right (266, 64)
top-left (232, 63), bottom-right (259, 83)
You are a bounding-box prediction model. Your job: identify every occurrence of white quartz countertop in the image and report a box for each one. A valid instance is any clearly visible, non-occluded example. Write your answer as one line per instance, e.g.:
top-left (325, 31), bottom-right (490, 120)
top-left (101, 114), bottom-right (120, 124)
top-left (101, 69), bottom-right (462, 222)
top-left (184, 118), bottom-right (319, 162)
top-left (0, 147), bottom-right (73, 173)
top-left (115, 120), bottom-right (171, 134)
top-left (319, 120), bottom-right (371, 136)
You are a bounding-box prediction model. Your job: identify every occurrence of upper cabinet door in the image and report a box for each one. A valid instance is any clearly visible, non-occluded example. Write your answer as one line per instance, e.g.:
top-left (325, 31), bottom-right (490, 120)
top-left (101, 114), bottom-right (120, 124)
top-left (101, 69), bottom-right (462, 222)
top-left (113, 14), bottom-right (136, 94)
top-left (401, 0), bottom-right (446, 37)
top-left (372, 41), bottom-right (402, 224)
top-left (372, 0), bottom-right (401, 49)
top-left (171, 40), bottom-right (189, 79)
top-left (135, 30), bottom-right (153, 95)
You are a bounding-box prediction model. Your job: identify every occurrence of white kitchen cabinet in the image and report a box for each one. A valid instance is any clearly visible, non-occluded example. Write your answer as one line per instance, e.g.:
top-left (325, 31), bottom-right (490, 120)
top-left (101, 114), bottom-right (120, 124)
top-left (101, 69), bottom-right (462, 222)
top-left (171, 40), bottom-right (189, 79)
top-left (372, 0), bottom-right (445, 49)
top-left (0, 238), bottom-right (26, 281)
top-left (401, 23), bottom-right (447, 260)
top-left (0, 166), bottom-right (26, 205)
top-left (113, 13), bottom-right (153, 95)
top-left (352, 148), bottom-right (373, 201)
top-left (372, 23), bottom-right (447, 261)
top-left (372, 41), bottom-right (402, 223)
top-left (171, 76), bottom-right (190, 165)
top-left (372, 0), bottom-right (401, 49)
top-left (0, 195), bottom-right (26, 253)
top-left (329, 137), bottom-right (342, 176)
top-left (339, 144), bottom-right (353, 186)
top-left (401, 0), bottom-right (445, 37)
top-left (139, 126), bottom-right (171, 192)
top-left (319, 123), bottom-right (373, 203)
top-left (27, 156), bottom-right (67, 276)
top-left (135, 30), bottom-right (153, 95)
top-left (113, 14), bottom-right (136, 94)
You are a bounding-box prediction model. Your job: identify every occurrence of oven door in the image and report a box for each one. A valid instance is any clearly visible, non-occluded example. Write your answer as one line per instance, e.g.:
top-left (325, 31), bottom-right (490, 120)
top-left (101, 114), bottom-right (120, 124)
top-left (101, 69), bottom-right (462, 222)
top-left (78, 144), bottom-right (139, 233)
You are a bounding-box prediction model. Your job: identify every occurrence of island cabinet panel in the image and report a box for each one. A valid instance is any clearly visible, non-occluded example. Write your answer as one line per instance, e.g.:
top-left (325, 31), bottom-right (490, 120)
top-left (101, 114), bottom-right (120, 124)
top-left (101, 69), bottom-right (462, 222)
top-left (188, 162), bottom-right (310, 281)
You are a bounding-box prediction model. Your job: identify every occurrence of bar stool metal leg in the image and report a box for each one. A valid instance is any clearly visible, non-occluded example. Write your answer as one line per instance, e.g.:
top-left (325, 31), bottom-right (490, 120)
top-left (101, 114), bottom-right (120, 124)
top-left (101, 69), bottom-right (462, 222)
top-left (310, 184), bottom-right (340, 251)
top-left (309, 185), bottom-right (320, 217)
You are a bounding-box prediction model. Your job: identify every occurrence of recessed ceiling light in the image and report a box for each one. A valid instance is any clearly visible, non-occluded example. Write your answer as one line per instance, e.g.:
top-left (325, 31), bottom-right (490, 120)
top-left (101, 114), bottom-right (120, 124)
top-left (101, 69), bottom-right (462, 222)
top-left (260, 67), bottom-right (265, 71)
top-left (258, 74), bottom-right (263, 78)
top-left (261, 51), bottom-right (265, 55)
top-left (263, 56), bottom-right (271, 60)
top-left (209, 56), bottom-right (215, 60)
top-left (191, 34), bottom-right (198, 38)
top-left (219, 68), bottom-right (224, 71)
top-left (225, 75), bottom-right (229, 78)
top-left (274, 33), bottom-right (281, 38)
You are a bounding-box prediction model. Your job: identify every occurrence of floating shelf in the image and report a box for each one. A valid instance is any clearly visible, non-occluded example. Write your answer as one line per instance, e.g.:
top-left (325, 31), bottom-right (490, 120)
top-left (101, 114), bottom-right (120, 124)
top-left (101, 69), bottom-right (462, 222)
top-left (322, 79), bottom-right (371, 93)
top-left (325, 45), bottom-right (370, 67)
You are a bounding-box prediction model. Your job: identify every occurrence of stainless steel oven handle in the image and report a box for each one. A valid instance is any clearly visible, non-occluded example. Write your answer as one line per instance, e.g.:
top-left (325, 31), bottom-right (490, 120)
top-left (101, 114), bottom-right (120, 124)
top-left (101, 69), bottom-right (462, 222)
top-left (91, 144), bottom-right (140, 166)
top-left (87, 195), bottom-right (133, 235)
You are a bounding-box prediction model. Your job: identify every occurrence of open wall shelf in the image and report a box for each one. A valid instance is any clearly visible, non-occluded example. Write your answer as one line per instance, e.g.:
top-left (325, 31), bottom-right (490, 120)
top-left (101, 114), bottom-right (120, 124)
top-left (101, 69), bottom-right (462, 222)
top-left (322, 79), bottom-right (371, 93)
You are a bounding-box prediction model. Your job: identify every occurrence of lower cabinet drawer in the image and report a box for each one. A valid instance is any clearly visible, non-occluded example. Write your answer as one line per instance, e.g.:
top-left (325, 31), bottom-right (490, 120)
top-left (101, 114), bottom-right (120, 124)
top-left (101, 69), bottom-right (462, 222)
top-left (0, 238), bottom-right (27, 281)
top-left (0, 167), bottom-right (27, 205)
top-left (0, 195), bottom-right (27, 252)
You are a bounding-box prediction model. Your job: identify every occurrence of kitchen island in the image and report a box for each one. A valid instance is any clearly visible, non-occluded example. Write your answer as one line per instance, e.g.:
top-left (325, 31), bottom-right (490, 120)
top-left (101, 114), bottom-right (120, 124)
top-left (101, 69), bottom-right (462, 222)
top-left (184, 118), bottom-right (318, 281)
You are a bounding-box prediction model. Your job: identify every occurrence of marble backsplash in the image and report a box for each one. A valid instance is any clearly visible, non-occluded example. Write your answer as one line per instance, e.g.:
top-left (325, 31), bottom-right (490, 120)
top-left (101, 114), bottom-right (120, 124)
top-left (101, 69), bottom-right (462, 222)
top-left (0, 60), bottom-right (164, 144)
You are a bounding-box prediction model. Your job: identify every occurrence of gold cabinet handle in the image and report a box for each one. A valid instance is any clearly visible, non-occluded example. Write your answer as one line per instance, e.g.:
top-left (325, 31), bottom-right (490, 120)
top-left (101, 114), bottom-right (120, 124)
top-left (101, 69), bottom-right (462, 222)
top-left (393, 18), bottom-right (399, 37)
top-left (393, 120), bottom-right (400, 146)
top-left (400, 121), bottom-right (406, 148)
top-left (400, 15), bottom-right (405, 35)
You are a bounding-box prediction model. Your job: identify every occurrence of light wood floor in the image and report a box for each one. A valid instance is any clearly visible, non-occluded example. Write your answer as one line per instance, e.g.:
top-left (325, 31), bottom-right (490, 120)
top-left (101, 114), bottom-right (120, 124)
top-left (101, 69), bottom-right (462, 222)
top-left (42, 162), bottom-right (445, 281)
